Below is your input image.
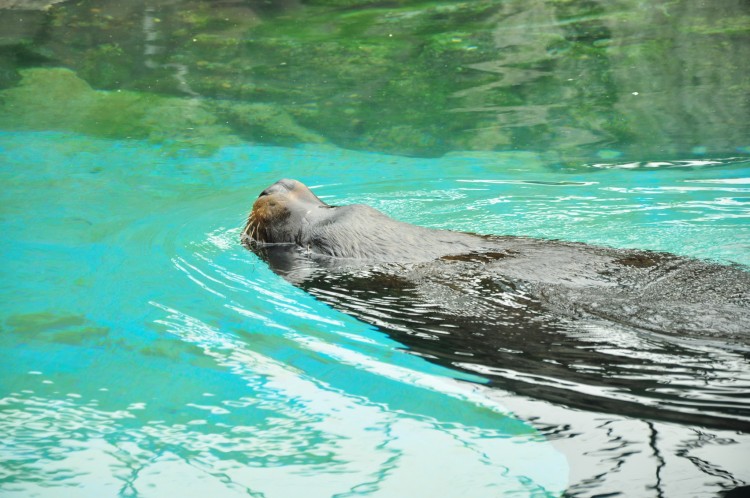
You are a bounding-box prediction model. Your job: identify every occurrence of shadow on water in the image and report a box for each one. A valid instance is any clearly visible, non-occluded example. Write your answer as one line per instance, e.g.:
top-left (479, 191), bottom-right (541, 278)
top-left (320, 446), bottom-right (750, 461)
top-left (250, 237), bottom-right (750, 433)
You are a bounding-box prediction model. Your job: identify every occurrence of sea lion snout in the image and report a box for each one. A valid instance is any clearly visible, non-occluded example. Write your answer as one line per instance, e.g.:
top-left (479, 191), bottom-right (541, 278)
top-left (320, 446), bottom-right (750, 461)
top-left (243, 179), bottom-right (327, 245)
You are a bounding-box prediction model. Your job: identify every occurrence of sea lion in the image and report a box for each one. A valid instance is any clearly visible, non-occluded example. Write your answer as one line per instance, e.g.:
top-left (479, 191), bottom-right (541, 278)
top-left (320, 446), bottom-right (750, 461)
top-left (242, 179), bottom-right (750, 430)
top-left (241, 178), bottom-right (498, 261)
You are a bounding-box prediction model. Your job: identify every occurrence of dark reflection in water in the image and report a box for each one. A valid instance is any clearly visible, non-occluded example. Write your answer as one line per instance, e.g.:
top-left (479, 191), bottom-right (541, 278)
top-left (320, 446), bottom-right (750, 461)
top-left (1, 0), bottom-right (748, 160)
top-left (253, 240), bottom-right (750, 433)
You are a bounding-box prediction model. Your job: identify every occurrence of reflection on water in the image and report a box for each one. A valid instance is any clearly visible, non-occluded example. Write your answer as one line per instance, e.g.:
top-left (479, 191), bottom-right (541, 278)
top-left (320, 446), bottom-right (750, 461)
top-left (1, 0), bottom-right (748, 159)
top-left (281, 259), bottom-right (750, 431)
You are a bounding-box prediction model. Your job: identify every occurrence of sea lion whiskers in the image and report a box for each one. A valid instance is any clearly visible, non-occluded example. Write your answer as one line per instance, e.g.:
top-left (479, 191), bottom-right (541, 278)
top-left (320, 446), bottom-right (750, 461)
top-left (242, 212), bottom-right (255, 240)
top-left (242, 211), bottom-right (264, 244)
top-left (241, 216), bottom-right (253, 241)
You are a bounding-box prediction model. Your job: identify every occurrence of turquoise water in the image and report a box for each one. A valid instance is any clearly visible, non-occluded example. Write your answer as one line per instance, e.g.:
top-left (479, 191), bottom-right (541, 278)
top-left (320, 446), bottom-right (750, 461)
top-left (1, 131), bottom-right (749, 496)
top-left (2, 0), bottom-right (750, 495)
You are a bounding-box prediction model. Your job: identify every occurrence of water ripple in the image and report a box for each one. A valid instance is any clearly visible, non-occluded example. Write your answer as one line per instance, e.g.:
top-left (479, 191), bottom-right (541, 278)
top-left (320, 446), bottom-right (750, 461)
top-left (2, 133), bottom-right (748, 496)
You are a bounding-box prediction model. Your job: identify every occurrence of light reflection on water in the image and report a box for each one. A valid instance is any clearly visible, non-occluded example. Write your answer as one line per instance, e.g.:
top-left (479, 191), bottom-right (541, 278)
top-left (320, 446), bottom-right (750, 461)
top-left (1, 132), bottom-right (749, 496)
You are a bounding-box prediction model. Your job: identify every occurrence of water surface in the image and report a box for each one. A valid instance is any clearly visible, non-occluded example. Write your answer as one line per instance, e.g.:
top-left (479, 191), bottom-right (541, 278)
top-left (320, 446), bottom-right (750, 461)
top-left (1, 0), bottom-right (750, 496)
top-left (2, 132), bottom-right (749, 496)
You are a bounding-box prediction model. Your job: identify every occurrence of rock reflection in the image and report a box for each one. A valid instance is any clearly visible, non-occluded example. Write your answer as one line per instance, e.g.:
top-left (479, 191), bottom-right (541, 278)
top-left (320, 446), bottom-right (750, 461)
top-left (2, 0), bottom-right (747, 158)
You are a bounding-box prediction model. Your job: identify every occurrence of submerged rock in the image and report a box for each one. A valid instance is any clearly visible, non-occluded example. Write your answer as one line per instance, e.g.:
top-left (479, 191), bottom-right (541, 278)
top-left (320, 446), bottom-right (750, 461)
top-left (0, 68), bottom-right (234, 150)
top-left (0, 67), bottom-right (327, 152)
top-left (2, 0), bottom-right (749, 159)
top-left (217, 102), bottom-right (328, 145)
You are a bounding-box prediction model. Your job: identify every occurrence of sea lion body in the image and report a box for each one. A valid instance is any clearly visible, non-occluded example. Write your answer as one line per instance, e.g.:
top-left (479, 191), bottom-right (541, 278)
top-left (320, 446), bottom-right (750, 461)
top-left (243, 179), bottom-right (750, 430)
top-left (242, 178), bottom-right (749, 337)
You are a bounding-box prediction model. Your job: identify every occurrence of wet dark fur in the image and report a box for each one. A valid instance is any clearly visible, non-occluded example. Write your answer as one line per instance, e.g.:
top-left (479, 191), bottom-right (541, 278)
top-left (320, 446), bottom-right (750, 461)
top-left (242, 179), bottom-right (750, 431)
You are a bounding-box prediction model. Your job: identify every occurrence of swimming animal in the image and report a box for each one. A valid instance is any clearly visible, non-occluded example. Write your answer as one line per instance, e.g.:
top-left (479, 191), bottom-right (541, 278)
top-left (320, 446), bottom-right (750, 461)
top-left (242, 179), bottom-right (750, 431)
top-left (241, 178), bottom-right (497, 261)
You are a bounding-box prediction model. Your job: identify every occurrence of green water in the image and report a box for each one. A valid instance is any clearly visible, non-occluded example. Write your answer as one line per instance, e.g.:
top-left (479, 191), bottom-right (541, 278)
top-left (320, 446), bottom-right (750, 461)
top-left (2, 0), bottom-right (749, 159)
top-left (1, 0), bottom-right (749, 496)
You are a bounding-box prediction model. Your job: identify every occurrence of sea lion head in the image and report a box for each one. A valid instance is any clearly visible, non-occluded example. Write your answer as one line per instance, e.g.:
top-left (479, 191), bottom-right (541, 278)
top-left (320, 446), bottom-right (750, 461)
top-left (241, 179), bottom-right (329, 245)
